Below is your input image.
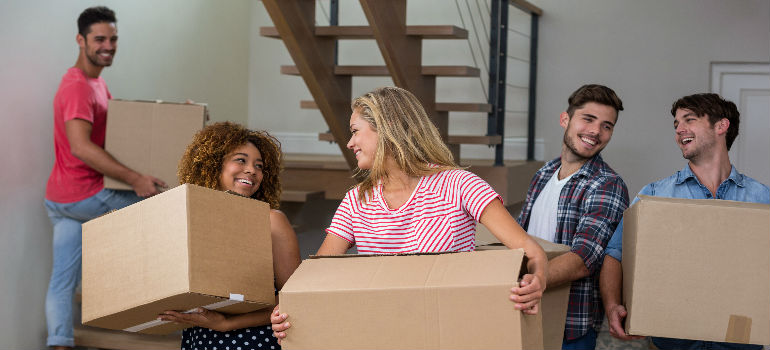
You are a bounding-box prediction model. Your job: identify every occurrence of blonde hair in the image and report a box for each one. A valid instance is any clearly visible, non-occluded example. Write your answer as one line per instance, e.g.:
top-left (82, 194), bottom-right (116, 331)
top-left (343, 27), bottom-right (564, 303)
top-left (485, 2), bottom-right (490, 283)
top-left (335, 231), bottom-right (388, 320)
top-left (352, 86), bottom-right (458, 203)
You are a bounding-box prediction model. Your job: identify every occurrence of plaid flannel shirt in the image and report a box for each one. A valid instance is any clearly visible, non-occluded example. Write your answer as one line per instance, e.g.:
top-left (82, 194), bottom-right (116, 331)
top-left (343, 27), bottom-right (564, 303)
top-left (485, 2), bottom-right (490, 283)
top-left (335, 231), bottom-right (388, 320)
top-left (517, 154), bottom-right (629, 341)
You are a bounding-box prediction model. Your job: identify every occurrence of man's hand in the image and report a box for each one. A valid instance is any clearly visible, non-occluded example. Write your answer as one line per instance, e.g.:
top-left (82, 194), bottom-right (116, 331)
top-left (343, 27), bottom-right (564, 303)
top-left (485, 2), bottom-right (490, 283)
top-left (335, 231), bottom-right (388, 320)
top-left (606, 303), bottom-right (644, 340)
top-left (510, 273), bottom-right (544, 315)
top-left (270, 304), bottom-right (290, 345)
top-left (129, 174), bottom-right (166, 197)
top-left (159, 308), bottom-right (230, 332)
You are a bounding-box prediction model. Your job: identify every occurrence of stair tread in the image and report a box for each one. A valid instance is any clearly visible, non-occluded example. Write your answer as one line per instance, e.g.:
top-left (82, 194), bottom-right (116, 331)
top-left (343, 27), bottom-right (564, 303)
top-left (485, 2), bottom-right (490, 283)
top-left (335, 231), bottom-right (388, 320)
top-left (261, 25), bottom-right (467, 39)
top-left (318, 132), bottom-right (501, 145)
top-left (301, 100), bottom-right (492, 113)
top-left (74, 325), bottom-right (180, 350)
top-left (281, 65), bottom-right (479, 77)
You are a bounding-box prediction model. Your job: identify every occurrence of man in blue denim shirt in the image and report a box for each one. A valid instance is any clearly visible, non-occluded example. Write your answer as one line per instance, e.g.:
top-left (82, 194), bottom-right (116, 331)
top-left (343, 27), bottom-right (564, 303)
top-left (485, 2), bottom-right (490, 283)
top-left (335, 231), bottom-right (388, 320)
top-left (599, 93), bottom-right (769, 350)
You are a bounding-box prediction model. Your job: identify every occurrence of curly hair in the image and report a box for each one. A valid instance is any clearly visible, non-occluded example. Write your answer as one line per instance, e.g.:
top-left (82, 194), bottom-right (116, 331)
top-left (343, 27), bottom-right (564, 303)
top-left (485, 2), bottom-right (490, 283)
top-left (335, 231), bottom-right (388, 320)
top-left (177, 122), bottom-right (283, 209)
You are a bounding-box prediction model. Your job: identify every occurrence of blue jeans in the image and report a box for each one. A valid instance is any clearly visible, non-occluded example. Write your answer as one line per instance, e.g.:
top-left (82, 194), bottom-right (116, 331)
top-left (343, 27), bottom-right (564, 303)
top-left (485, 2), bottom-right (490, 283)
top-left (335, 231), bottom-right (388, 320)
top-left (562, 329), bottom-right (597, 350)
top-left (44, 188), bottom-right (142, 347)
top-left (652, 337), bottom-right (763, 350)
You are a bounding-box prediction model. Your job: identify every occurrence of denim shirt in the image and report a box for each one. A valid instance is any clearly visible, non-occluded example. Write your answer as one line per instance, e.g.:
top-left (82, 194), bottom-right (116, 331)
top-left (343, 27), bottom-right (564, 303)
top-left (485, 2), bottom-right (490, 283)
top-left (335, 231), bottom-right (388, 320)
top-left (606, 164), bottom-right (769, 261)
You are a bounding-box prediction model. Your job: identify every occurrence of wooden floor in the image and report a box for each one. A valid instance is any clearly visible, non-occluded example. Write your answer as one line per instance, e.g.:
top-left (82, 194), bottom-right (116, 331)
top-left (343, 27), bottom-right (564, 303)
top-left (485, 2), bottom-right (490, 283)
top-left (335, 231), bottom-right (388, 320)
top-left (74, 325), bottom-right (180, 350)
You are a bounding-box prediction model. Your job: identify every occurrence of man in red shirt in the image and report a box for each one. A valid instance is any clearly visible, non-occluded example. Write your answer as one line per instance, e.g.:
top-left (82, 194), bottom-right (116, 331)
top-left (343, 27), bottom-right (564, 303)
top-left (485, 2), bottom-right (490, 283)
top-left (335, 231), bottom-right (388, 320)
top-left (44, 7), bottom-right (165, 349)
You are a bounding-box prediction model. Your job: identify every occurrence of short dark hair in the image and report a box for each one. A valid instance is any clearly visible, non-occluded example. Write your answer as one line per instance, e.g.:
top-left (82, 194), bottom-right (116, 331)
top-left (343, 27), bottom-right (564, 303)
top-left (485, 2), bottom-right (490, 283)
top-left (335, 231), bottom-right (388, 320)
top-left (566, 84), bottom-right (624, 118)
top-left (77, 6), bottom-right (116, 37)
top-left (671, 93), bottom-right (740, 150)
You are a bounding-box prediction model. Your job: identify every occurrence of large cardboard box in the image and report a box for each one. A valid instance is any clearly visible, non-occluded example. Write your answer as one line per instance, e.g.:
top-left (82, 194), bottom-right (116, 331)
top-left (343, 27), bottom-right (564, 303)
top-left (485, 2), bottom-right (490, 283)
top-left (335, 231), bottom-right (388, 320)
top-left (280, 249), bottom-right (543, 349)
top-left (477, 234), bottom-right (571, 350)
top-left (82, 184), bottom-right (275, 334)
top-left (104, 100), bottom-right (206, 190)
top-left (622, 195), bottom-right (770, 344)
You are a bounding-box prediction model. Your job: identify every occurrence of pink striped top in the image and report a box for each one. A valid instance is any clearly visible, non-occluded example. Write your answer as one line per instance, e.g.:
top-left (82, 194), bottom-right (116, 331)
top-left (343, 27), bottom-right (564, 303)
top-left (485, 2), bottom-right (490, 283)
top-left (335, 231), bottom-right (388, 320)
top-left (326, 169), bottom-right (501, 254)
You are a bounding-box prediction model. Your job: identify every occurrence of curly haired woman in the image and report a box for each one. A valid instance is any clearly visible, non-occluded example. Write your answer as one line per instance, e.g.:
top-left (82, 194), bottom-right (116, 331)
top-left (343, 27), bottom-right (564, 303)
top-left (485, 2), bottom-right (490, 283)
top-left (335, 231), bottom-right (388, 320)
top-left (160, 122), bottom-right (300, 350)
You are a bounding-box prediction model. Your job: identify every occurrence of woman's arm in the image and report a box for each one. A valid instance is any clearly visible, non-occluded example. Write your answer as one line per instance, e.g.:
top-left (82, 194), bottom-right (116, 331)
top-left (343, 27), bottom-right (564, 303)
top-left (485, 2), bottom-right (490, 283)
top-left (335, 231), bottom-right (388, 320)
top-left (270, 210), bottom-right (301, 289)
top-left (479, 199), bottom-right (548, 315)
top-left (315, 233), bottom-right (353, 255)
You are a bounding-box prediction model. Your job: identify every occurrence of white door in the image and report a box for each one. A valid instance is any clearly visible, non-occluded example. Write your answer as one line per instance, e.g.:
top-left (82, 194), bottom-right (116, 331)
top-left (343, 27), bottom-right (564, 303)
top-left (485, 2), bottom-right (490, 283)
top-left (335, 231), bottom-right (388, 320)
top-left (711, 62), bottom-right (770, 187)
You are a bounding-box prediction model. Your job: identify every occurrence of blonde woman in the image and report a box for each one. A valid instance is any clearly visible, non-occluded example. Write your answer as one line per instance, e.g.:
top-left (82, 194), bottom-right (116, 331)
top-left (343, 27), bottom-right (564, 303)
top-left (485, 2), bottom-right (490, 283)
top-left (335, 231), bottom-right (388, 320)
top-left (270, 87), bottom-right (548, 343)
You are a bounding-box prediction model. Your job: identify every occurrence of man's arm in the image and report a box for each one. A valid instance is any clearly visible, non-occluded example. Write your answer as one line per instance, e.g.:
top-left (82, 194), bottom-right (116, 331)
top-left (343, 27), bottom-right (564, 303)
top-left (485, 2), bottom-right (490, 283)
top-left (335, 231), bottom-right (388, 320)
top-left (548, 176), bottom-right (629, 287)
top-left (546, 251), bottom-right (589, 287)
top-left (66, 118), bottom-right (165, 197)
top-left (600, 255), bottom-right (643, 340)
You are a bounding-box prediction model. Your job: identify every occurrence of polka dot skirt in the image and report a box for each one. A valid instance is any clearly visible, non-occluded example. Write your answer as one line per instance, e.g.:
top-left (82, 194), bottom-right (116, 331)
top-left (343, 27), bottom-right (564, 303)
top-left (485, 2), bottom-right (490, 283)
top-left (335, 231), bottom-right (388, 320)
top-left (181, 325), bottom-right (280, 350)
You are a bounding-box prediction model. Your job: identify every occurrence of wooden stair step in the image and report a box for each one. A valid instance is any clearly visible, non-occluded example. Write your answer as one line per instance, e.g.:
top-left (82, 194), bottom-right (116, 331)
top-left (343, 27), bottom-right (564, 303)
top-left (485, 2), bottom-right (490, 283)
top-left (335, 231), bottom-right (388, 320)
top-left (75, 325), bottom-right (180, 350)
top-left (318, 133), bottom-right (501, 145)
top-left (281, 189), bottom-right (325, 202)
top-left (301, 100), bottom-right (492, 113)
top-left (448, 135), bottom-right (502, 145)
top-left (281, 65), bottom-right (480, 77)
top-left (261, 25), bottom-right (467, 39)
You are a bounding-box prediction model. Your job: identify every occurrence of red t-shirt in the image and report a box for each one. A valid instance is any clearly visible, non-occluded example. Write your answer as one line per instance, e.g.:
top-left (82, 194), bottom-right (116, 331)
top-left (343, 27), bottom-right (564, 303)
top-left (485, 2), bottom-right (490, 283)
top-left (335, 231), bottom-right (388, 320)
top-left (45, 67), bottom-right (111, 203)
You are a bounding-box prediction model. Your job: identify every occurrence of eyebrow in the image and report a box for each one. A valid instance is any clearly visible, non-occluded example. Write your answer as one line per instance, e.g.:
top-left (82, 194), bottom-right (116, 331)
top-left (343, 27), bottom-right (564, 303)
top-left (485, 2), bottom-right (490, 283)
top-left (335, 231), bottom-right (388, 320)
top-left (582, 113), bottom-right (615, 127)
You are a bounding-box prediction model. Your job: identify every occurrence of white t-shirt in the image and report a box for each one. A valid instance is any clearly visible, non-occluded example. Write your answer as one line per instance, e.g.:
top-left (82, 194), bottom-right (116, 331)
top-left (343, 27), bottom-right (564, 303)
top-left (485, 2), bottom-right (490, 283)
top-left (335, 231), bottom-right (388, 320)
top-left (528, 167), bottom-right (574, 242)
top-left (326, 168), bottom-right (501, 254)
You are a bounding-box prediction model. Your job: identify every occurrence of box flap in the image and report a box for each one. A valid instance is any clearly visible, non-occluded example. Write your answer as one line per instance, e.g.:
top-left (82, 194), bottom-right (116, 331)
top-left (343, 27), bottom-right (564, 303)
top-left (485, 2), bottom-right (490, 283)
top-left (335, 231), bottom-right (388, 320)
top-left (104, 99), bottom-right (205, 190)
top-left (82, 185), bottom-right (191, 323)
top-left (623, 195), bottom-right (769, 344)
top-left (185, 184), bottom-right (275, 306)
top-left (283, 249), bottom-right (525, 293)
top-left (280, 249), bottom-right (540, 349)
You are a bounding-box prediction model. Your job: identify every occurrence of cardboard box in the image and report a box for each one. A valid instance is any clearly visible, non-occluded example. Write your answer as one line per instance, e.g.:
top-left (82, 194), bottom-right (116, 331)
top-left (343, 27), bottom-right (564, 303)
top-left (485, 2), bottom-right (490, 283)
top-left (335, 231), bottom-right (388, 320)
top-left (280, 249), bottom-right (543, 349)
top-left (104, 99), bottom-right (206, 190)
top-left (82, 184), bottom-right (275, 334)
top-left (477, 235), bottom-right (571, 350)
top-left (622, 195), bottom-right (770, 344)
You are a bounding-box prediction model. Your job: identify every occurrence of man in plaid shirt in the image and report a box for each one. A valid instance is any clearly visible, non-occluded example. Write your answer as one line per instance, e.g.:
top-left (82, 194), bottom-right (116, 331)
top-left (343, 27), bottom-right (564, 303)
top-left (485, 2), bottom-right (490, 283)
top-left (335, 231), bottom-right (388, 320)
top-left (517, 84), bottom-right (629, 349)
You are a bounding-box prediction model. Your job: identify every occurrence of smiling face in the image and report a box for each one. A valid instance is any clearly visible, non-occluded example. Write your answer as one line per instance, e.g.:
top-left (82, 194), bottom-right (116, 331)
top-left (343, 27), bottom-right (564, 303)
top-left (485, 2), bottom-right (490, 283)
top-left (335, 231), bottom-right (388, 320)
top-left (78, 21), bottom-right (117, 67)
top-left (673, 108), bottom-right (722, 161)
top-left (560, 102), bottom-right (617, 160)
top-left (346, 109), bottom-right (379, 170)
top-left (219, 142), bottom-right (264, 197)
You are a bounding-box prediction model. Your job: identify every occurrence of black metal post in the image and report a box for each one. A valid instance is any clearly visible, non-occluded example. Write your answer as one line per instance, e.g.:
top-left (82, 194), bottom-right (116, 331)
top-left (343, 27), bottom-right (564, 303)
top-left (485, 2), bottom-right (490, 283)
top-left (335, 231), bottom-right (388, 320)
top-left (487, 0), bottom-right (508, 166)
top-left (330, 0), bottom-right (339, 64)
top-left (526, 13), bottom-right (539, 161)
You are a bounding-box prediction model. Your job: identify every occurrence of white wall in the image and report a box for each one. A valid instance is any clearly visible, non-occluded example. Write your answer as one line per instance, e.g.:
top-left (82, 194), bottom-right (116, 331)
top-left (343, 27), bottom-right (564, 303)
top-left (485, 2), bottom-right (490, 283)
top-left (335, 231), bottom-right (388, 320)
top-left (531, 0), bottom-right (770, 195)
top-left (0, 1), bottom-right (250, 347)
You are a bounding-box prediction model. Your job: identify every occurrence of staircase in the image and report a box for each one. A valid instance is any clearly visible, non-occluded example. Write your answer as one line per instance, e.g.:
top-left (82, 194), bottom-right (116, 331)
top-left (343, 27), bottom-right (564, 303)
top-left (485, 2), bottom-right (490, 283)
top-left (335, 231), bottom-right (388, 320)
top-left (262, 0), bottom-right (544, 207)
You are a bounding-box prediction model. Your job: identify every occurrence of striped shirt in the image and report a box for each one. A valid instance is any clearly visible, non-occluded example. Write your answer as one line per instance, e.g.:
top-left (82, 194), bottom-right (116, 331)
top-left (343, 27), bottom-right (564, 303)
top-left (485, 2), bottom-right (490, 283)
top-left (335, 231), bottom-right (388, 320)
top-left (326, 169), bottom-right (501, 254)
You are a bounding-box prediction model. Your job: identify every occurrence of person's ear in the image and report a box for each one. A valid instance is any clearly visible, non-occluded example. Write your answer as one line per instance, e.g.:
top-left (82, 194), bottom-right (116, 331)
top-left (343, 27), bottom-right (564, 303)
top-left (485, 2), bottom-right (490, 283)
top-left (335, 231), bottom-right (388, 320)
top-left (716, 118), bottom-right (729, 135)
top-left (559, 112), bottom-right (570, 129)
top-left (76, 33), bottom-right (85, 49)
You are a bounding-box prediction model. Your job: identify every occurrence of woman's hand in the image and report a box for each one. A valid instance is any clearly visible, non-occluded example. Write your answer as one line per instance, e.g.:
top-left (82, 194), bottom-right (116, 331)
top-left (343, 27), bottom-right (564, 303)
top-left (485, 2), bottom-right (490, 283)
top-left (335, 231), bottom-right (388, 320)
top-left (158, 308), bottom-right (231, 332)
top-left (270, 304), bottom-right (291, 344)
top-left (510, 273), bottom-right (545, 315)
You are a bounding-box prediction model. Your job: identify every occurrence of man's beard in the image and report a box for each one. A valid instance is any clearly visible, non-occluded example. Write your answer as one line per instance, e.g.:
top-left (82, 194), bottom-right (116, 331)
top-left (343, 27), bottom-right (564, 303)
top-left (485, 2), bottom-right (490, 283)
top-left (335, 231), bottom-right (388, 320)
top-left (563, 130), bottom-right (601, 161)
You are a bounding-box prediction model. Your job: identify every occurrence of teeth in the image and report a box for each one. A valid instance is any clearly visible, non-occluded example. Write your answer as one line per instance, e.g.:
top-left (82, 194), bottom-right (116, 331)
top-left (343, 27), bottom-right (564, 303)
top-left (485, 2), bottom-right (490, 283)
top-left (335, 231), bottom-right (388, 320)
top-left (682, 137), bottom-right (693, 144)
top-left (237, 179), bottom-right (253, 185)
top-left (581, 137), bottom-right (596, 146)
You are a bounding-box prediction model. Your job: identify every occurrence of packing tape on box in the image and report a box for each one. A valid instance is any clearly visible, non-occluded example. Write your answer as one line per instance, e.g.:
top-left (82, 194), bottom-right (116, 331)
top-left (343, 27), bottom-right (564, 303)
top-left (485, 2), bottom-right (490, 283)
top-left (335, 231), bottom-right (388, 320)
top-left (123, 293), bottom-right (245, 333)
top-left (724, 314), bottom-right (752, 343)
